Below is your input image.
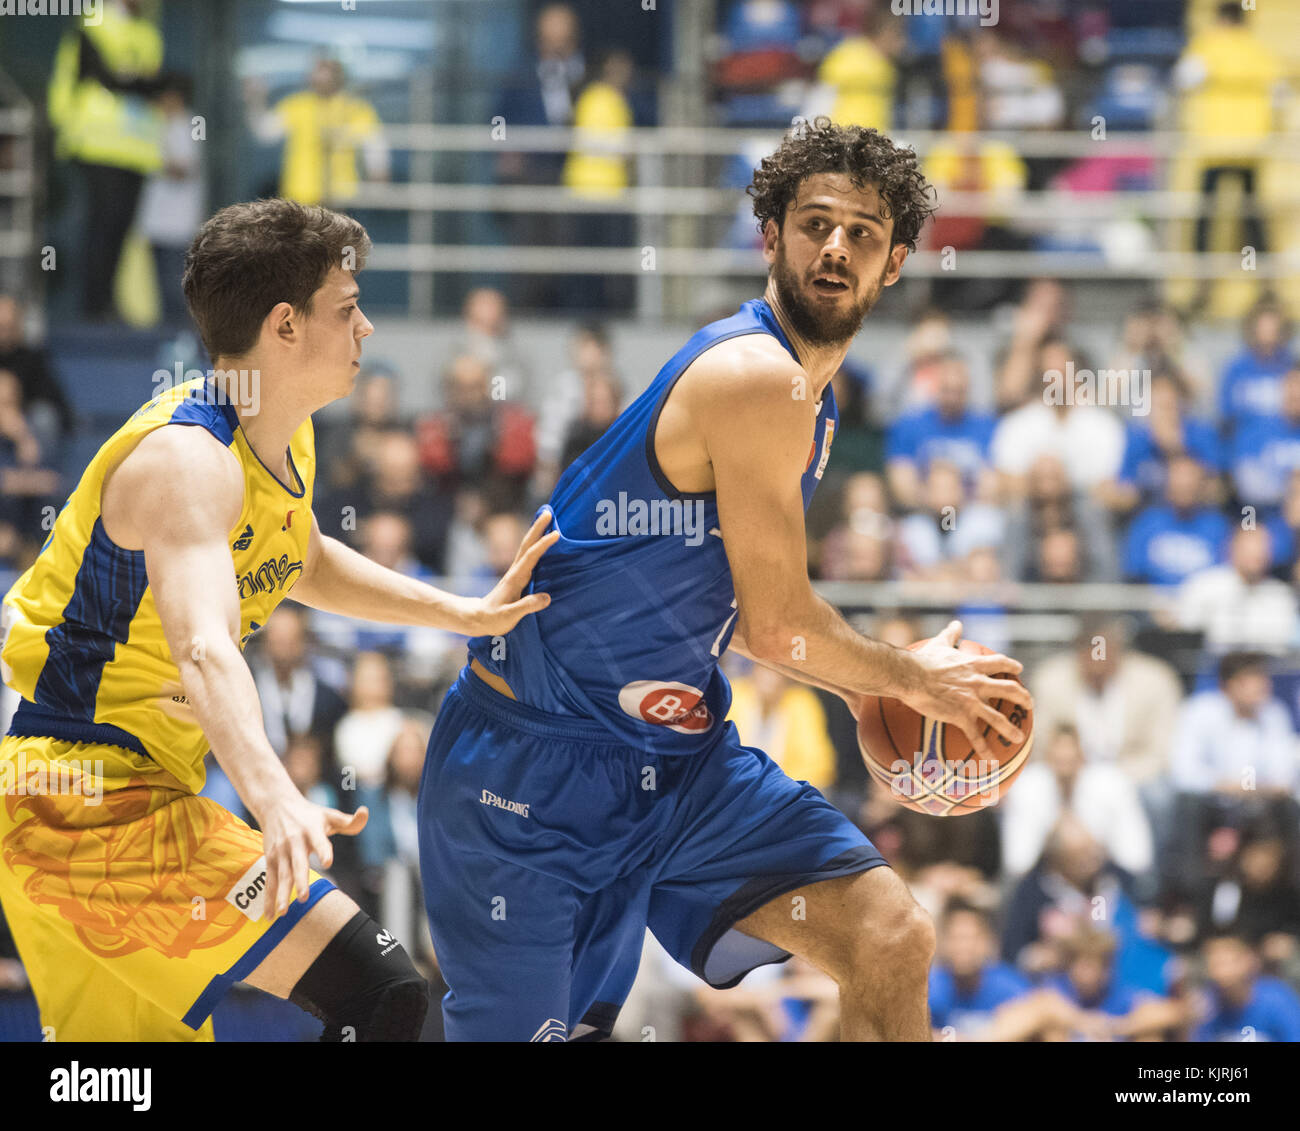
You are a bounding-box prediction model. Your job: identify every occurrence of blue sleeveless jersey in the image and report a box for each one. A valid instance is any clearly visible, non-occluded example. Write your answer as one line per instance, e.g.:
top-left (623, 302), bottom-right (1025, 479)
top-left (467, 298), bottom-right (838, 755)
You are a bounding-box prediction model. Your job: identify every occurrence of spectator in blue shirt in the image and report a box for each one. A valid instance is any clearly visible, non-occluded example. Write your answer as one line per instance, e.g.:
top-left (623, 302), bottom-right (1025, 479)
top-left (1044, 928), bottom-right (1147, 1018)
top-left (1218, 300), bottom-right (1293, 439)
top-left (974, 922), bottom-right (1183, 1041)
top-left (896, 459), bottom-right (1005, 581)
top-left (1229, 366), bottom-right (1300, 510)
top-left (929, 900), bottom-right (1034, 1039)
top-left (1194, 932), bottom-right (1300, 1042)
top-left (1103, 369), bottom-right (1222, 514)
top-left (1122, 454), bottom-right (1230, 586)
top-left (885, 352), bottom-right (996, 511)
top-left (1038, 927), bottom-right (1184, 1040)
top-left (1263, 468), bottom-right (1300, 576)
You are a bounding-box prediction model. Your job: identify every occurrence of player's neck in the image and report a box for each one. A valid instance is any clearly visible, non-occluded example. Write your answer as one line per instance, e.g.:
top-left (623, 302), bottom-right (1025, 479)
top-left (762, 284), bottom-right (851, 402)
top-left (214, 363), bottom-right (314, 477)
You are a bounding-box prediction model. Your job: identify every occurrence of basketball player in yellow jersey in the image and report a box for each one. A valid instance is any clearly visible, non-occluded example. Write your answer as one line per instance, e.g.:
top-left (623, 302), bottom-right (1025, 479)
top-left (0, 198), bottom-right (558, 1041)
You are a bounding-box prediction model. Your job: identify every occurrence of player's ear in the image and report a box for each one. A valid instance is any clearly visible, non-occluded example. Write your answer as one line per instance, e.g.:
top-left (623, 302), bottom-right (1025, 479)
top-left (882, 243), bottom-right (908, 287)
top-left (761, 217), bottom-right (781, 265)
top-left (267, 300), bottom-right (297, 344)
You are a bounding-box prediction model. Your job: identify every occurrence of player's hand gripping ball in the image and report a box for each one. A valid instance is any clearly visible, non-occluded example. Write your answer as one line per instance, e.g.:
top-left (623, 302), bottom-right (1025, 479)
top-left (857, 639), bottom-right (1033, 816)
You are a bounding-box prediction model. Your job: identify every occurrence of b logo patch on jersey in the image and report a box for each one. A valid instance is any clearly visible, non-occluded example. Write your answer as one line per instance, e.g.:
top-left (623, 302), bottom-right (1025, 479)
top-left (232, 523), bottom-right (255, 551)
top-left (618, 680), bottom-right (712, 734)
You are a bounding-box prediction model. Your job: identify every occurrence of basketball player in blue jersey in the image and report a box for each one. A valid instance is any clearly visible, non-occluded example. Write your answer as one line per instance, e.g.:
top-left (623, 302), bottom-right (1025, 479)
top-left (418, 120), bottom-right (1034, 1042)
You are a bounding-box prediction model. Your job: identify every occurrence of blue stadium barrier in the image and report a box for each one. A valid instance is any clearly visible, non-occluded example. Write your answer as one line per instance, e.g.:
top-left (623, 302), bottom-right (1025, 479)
top-left (0, 990), bottom-right (40, 1041)
top-left (1105, 27), bottom-right (1185, 63)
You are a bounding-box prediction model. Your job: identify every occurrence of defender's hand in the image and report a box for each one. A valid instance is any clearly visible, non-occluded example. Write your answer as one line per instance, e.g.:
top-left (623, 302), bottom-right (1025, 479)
top-left (257, 794), bottom-right (369, 920)
top-left (899, 620), bottom-right (1034, 761)
top-left (460, 512), bottom-right (559, 636)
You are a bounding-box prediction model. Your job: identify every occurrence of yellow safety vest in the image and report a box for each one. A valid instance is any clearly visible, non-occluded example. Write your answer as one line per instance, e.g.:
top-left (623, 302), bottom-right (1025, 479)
top-left (47, 8), bottom-right (163, 175)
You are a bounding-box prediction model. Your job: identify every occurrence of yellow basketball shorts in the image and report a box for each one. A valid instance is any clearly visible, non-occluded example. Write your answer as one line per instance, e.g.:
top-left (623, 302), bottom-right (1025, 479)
top-left (0, 735), bottom-right (333, 1041)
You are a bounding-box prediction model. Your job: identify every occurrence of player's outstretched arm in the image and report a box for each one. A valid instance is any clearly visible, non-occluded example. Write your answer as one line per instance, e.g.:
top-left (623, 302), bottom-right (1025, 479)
top-left (290, 508), bottom-right (558, 636)
top-left (695, 342), bottom-right (1031, 761)
top-left (102, 426), bottom-right (367, 920)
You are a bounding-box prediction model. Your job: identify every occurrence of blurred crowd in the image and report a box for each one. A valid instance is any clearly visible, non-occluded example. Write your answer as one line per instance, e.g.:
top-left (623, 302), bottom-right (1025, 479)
top-left (469, 0), bottom-right (1299, 317)
top-left (711, 0), bottom-right (1295, 317)
top-left (44, 1), bottom-right (1300, 324)
top-left (7, 272), bottom-right (1297, 1041)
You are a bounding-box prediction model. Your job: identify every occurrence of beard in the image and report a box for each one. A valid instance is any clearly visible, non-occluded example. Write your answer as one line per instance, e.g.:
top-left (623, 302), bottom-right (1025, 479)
top-left (770, 246), bottom-right (887, 347)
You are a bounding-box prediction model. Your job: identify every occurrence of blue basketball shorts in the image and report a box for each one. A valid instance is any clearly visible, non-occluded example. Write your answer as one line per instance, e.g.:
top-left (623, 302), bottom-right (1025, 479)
top-left (417, 666), bottom-right (888, 1041)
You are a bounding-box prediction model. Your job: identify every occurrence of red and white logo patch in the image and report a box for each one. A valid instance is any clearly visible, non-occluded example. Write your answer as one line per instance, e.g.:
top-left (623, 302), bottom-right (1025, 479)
top-left (814, 419), bottom-right (835, 480)
top-left (618, 680), bottom-right (712, 734)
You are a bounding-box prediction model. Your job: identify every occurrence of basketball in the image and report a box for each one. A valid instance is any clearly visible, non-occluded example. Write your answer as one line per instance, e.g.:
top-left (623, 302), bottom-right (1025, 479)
top-left (857, 639), bottom-right (1034, 817)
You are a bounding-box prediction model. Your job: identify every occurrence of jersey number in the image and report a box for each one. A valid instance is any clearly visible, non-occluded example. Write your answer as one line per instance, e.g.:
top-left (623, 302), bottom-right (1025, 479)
top-left (711, 599), bottom-right (738, 658)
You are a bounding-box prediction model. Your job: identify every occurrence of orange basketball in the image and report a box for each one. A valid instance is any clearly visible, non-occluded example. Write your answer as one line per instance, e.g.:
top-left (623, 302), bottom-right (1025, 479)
top-left (857, 638), bottom-right (1033, 816)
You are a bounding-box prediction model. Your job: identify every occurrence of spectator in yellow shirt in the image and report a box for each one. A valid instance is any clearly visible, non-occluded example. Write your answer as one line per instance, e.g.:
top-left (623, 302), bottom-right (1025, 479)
top-left (1175, 3), bottom-right (1285, 258)
top-left (563, 48), bottom-right (634, 198)
top-left (813, 14), bottom-right (902, 130)
top-left (924, 136), bottom-right (1028, 234)
top-left (562, 48), bottom-right (637, 310)
top-left (244, 58), bottom-right (389, 205)
top-left (727, 666), bottom-right (837, 793)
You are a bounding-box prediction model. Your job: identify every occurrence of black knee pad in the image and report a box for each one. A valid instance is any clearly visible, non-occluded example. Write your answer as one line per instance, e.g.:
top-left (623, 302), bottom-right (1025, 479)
top-left (289, 910), bottom-right (429, 1042)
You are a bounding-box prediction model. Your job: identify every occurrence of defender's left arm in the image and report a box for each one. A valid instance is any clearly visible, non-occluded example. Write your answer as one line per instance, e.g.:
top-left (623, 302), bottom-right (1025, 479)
top-left (290, 510), bottom-right (558, 636)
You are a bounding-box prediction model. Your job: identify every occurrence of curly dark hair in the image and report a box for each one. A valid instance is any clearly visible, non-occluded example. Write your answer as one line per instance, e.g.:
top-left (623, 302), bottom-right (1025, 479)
top-left (748, 118), bottom-right (937, 252)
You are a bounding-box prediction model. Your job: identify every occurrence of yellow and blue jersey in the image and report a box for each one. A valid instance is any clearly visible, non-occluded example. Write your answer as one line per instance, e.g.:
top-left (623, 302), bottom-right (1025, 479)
top-left (0, 375), bottom-right (315, 795)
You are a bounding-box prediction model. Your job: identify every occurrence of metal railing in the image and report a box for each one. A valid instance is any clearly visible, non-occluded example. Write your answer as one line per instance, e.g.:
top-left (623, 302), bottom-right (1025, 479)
top-left (375, 124), bottom-right (1300, 159)
top-left (0, 72), bottom-right (37, 298)
top-left (813, 579), bottom-right (1174, 612)
top-left (328, 124), bottom-right (1300, 315)
top-left (816, 580), bottom-right (1173, 645)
